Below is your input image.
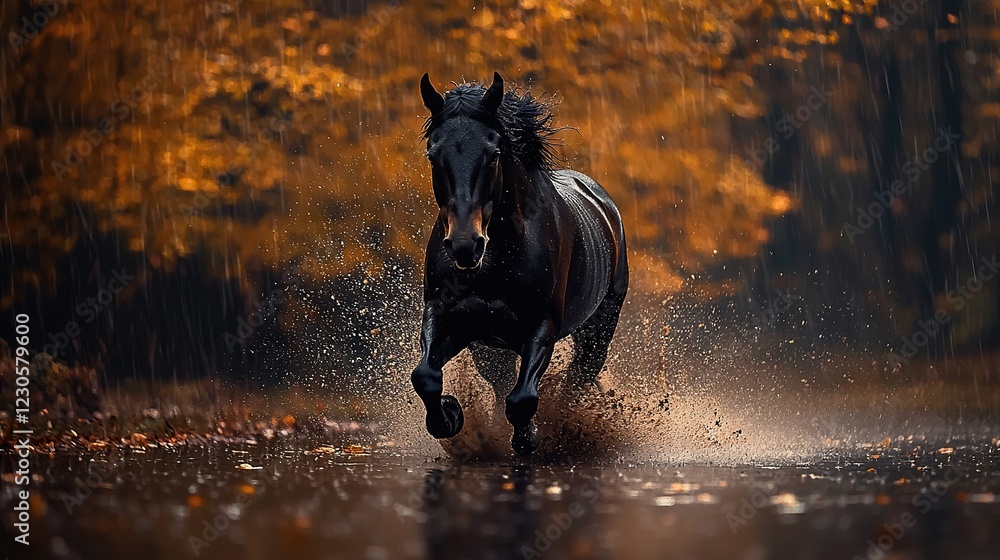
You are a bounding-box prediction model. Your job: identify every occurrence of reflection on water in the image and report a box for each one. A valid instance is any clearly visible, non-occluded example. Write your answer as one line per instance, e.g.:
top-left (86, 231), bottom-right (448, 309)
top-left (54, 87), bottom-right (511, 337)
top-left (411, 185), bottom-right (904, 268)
top-left (6, 439), bottom-right (1000, 560)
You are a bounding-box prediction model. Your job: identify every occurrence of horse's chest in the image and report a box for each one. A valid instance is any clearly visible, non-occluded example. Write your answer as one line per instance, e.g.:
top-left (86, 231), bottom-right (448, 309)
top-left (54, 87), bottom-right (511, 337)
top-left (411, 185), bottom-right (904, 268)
top-left (448, 294), bottom-right (521, 344)
top-left (453, 294), bottom-right (517, 321)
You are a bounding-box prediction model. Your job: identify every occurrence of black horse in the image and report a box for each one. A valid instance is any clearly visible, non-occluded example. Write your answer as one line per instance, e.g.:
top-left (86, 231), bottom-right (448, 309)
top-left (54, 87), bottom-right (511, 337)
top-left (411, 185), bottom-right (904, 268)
top-left (411, 72), bottom-right (629, 455)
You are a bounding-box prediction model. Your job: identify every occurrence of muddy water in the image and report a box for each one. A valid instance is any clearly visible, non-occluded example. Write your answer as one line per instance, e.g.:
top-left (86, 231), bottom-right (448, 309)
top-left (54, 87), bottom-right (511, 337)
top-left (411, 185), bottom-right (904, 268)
top-left (4, 437), bottom-right (999, 560)
top-left (6, 295), bottom-right (1000, 559)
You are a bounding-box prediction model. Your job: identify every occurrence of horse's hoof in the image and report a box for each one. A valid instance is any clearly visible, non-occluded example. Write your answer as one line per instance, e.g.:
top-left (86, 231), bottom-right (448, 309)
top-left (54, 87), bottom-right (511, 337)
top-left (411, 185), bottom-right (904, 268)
top-left (440, 395), bottom-right (464, 436)
top-left (427, 395), bottom-right (464, 439)
top-left (511, 424), bottom-right (539, 456)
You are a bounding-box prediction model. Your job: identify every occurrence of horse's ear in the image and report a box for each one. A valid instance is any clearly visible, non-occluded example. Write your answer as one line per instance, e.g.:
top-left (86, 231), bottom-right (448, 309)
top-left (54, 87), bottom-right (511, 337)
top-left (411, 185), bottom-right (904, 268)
top-left (482, 71), bottom-right (504, 114)
top-left (420, 73), bottom-right (444, 115)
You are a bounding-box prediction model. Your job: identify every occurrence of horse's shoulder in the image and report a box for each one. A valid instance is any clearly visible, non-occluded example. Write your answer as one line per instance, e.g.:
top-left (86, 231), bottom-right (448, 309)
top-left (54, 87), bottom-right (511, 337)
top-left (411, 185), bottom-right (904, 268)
top-left (550, 169), bottom-right (616, 210)
top-left (551, 169), bottom-right (593, 189)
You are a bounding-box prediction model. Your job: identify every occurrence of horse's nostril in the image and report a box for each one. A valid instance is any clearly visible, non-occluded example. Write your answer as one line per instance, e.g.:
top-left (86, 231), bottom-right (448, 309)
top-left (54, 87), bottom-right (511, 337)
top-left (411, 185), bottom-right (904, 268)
top-left (443, 235), bottom-right (485, 268)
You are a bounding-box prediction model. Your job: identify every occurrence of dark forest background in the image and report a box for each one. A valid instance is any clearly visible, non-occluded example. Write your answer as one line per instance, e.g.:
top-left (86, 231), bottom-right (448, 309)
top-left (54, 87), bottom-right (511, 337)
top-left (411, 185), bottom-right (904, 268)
top-left (1, 0), bottom-right (997, 387)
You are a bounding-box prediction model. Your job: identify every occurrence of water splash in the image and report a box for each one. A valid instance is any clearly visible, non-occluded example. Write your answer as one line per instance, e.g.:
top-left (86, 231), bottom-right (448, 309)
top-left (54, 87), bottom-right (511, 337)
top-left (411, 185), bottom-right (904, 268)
top-left (368, 291), bottom-right (834, 466)
top-left (274, 235), bottom-right (998, 466)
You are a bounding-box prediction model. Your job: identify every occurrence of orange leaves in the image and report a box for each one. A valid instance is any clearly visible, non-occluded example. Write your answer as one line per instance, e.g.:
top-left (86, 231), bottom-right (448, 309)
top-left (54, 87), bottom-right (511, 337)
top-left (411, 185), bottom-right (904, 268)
top-left (3, 0), bottom-right (864, 303)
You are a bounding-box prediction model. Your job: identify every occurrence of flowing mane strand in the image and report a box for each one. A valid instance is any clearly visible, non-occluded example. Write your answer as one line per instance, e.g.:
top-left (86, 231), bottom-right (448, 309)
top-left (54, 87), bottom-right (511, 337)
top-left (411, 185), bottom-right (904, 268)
top-left (421, 80), bottom-right (564, 171)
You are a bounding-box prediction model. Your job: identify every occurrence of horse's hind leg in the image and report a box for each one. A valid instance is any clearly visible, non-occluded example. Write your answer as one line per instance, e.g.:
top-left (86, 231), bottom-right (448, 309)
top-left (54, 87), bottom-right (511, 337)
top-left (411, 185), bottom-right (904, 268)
top-left (568, 291), bottom-right (625, 387)
top-left (469, 343), bottom-right (518, 406)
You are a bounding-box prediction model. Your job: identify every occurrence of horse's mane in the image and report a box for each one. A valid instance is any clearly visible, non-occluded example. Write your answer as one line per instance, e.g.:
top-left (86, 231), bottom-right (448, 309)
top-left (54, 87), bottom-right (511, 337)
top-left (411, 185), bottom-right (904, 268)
top-left (421, 80), bottom-right (564, 171)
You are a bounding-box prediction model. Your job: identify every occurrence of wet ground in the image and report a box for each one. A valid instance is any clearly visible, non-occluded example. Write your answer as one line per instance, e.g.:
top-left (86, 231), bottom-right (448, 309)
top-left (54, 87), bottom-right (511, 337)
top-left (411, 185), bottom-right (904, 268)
top-left (4, 436), bottom-right (1000, 560)
top-left (4, 334), bottom-right (1000, 559)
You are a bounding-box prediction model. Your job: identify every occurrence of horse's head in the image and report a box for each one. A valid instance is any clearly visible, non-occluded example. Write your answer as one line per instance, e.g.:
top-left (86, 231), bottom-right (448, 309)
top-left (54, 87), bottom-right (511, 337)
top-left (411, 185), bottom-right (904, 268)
top-left (420, 72), bottom-right (506, 270)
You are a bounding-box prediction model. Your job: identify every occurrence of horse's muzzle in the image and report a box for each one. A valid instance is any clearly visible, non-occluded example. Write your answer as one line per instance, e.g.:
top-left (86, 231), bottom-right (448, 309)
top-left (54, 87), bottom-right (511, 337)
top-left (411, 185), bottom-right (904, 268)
top-left (443, 235), bottom-right (486, 269)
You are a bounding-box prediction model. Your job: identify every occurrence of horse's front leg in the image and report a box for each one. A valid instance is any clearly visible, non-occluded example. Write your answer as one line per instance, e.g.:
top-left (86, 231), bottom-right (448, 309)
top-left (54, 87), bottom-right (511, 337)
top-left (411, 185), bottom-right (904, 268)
top-left (411, 308), bottom-right (470, 439)
top-left (505, 320), bottom-right (557, 455)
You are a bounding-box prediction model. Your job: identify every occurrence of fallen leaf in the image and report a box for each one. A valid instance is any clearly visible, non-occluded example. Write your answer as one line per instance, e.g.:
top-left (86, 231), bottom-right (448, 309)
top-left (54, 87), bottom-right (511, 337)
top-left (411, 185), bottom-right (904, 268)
top-left (305, 446), bottom-right (339, 455)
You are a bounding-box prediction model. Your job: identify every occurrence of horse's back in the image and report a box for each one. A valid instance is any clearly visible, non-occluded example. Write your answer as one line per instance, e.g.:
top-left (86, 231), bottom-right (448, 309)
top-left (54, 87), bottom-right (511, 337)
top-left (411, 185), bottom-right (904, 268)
top-left (551, 169), bottom-right (628, 335)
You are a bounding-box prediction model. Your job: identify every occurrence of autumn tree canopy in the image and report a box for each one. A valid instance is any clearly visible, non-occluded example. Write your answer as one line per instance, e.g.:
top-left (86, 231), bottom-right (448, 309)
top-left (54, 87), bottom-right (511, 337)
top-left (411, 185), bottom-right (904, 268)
top-left (1, 0), bottom-right (997, 376)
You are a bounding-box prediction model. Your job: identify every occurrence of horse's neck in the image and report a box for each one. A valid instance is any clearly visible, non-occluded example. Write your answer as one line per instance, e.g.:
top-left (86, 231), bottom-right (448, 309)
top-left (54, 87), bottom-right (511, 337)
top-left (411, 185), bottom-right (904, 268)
top-left (499, 161), bottom-right (556, 218)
